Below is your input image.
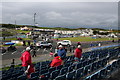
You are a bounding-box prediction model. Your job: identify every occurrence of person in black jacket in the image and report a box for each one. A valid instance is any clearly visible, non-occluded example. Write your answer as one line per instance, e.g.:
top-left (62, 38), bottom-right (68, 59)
top-left (28, 41), bottom-right (31, 46)
top-left (10, 59), bottom-right (15, 69)
top-left (32, 46), bottom-right (36, 57)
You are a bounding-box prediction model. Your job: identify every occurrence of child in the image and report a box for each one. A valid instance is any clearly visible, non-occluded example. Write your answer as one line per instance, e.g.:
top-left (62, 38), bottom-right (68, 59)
top-left (49, 51), bottom-right (54, 57)
top-left (55, 47), bottom-right (58, 53)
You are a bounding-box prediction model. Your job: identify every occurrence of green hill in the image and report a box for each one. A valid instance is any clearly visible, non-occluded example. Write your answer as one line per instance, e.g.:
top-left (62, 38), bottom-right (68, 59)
top-left (0, 24), bottom-right (119, 32)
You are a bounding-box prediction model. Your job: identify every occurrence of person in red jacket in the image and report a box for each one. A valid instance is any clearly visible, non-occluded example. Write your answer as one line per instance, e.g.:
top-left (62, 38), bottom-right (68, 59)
top-left (20, 47), bottom-right (32, 73)
top-left (50, 53), bottom-right (63, 67)
top-left (74, 45), bottom-right (82, 61)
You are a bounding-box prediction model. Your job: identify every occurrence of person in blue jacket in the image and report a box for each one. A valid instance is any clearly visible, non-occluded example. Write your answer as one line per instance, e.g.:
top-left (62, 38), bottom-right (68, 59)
top-left (57, 45), bottom-right (66, 60)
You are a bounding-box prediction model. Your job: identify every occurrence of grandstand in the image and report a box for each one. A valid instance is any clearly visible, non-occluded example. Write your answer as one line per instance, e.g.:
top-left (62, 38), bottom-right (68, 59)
top-left (1, 46), bottom-right (120, 80)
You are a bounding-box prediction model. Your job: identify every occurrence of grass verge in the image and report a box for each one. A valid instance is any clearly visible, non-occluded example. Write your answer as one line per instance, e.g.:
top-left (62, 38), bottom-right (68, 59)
top-left (58, 36), bottom-right (118, 42)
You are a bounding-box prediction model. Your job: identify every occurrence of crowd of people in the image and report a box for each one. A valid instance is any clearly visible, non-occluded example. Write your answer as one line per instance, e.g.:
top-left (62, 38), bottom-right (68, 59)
top-left (19, 43), bottom-right (82, 79)
top-left (6, 38), bottom-right (119, 79)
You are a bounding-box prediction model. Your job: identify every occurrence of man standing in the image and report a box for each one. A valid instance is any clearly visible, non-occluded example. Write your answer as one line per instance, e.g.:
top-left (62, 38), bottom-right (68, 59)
top-left (74, 45), bottom-right (82, 61)
top-left (32, 46), bottom-right (37, 57)
top-left (23, 41), bottom-right (26, 46)
top-left (28, 41), bottom-right (31, 46)
top-left (77, 42), bottom-right (81, 46)
top-left (30, 44), bottom-right (34, 49)
top-left (57, 45), bottom-right (66, 60)
top-left (10, 59), bottom-right (15, 69)
top-left (20, 47), bottom-right (32, 73)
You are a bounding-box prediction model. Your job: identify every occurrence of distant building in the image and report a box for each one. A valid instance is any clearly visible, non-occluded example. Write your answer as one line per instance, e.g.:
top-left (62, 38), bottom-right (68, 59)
top-left (33, 29), bottom-right (54, 35)
top-left (20, 26), bottom-right (33, 31)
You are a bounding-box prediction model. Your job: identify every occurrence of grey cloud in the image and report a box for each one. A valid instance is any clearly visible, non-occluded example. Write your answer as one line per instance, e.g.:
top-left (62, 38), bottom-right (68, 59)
top-left (1, 2), bottom-right (118, 29)
top-left (2, 0), bottom-right (119, 2)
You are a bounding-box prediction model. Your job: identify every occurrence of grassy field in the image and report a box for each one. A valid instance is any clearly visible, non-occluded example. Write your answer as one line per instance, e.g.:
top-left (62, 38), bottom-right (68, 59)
top-left (58, 36), bottom-right (118, 42)
top-left (3, 38), bottom-right (32, 41)
top-left (1, 29), bottom-right (30, 37)
top-left (1, 38), bottom-right (32, 47)
top-left (16, 30), bottom-right (30, 34)
top-left (2, 42), bottom-right (34, 47)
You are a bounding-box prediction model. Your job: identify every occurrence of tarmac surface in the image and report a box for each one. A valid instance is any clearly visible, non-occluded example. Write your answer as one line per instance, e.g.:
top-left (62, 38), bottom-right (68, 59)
top-left (1, 40), bottom-right (118, 68)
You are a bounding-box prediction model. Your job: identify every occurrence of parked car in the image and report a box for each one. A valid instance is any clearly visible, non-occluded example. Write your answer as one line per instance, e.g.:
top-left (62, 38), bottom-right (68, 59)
top-left (7, 45), bottom-right (17, 51)
top-left (57, 40), bottom-right (72, 46)
top-left (36, 41), bottom-right (52, 48)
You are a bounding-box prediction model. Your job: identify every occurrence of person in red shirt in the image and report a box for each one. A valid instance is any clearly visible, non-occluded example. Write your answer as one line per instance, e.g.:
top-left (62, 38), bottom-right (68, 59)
top-left (74, 45), bottom-right (82, 61)
top-left (50, 53), bottom-right (63, 67)
top-left (25, 64), bottom-right (35, 78)
top-left (20, 47), bottom-right (32, 74)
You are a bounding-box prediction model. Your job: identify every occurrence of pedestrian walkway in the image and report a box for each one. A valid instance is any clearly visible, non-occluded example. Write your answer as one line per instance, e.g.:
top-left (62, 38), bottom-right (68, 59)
top-left (1, 43), bottom-right (119, 68)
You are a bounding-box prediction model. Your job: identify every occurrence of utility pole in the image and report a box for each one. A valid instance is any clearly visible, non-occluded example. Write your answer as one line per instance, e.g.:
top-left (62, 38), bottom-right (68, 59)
top-left (15, 20), bottom-right (17, 38)
top-left (33, 13), bottom-right (36, 45)
top-left (34, 13), bottom-right (36, 27)
top-left (15, 20), bottom-right (16, 29)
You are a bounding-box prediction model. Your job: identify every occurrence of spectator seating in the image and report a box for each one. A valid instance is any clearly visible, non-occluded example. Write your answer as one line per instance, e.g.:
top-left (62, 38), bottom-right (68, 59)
top-left (84, 58), bottom-right (120, 80)
top-left (1, 47), bottom-right (119, 80)
top-left (30, 71), bottom-right (39, 78)
top-left (59, 67), bottom-right (68, 75)
top-left (50, 70), bottom-right (60, 80)
top-left (17, 74), bottom-right (27, 80)
top-left (54, 74), bottom-right (66, 80)
top-left (66, 70), bottom-right (76, 80)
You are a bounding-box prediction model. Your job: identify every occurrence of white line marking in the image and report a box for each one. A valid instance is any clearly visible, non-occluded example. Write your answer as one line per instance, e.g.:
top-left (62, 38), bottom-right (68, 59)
top-left (37, 49), bottom-right (40, 51)
top-left (42, 48), bottom-right (49, 54)
top-left (30, 49), bottom-right (33, 52)
top-left (1, 51), bottom-right (8, 55)
top-left (12, 51), bottom-right (17, 54)
top-left (21, 50), bottom-right (25, 53)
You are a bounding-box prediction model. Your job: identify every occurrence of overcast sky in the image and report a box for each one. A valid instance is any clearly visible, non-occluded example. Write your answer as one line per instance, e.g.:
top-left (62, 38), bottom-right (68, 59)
top-left (1, 1), bottom-right (119, 30)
